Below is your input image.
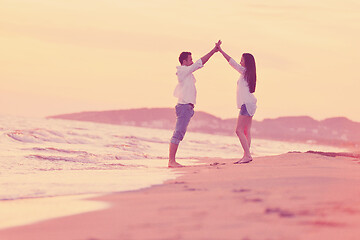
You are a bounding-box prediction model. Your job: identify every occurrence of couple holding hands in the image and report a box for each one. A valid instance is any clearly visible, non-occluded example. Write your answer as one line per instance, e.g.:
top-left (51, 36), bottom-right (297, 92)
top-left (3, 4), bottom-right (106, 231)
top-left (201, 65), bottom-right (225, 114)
top-left (169, 40), bottom-right (257, 168)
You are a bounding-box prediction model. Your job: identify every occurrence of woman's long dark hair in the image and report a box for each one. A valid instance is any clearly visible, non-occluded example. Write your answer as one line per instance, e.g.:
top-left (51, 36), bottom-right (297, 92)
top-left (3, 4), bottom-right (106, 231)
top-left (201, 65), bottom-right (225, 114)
top-left (243, 53), bottom-right (256, 93)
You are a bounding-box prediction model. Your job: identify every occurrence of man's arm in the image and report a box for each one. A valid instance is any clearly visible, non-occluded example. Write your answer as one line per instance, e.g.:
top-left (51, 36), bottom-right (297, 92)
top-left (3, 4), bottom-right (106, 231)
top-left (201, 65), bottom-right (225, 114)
top-left (200, 44), bottom-right (218, 65)
top-left (180, 42), bottom-right (218, 76)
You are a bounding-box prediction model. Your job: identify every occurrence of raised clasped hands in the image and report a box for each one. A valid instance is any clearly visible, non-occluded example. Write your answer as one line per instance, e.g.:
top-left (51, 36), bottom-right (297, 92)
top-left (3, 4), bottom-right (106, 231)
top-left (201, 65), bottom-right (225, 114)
top-left (215, 40), bottom-right (222, 52)
top-left (212, 40), bottom-right (222, 53)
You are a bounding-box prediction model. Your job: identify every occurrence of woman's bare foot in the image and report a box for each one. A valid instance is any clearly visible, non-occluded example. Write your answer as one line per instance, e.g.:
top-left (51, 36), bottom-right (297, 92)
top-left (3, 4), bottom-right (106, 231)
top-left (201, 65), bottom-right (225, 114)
top-left (234, 156), bottom-right (244, 164)
top-left (234, 156), bottom-right (253, 164)
top-left (168, 161), bottom-right (184, 168)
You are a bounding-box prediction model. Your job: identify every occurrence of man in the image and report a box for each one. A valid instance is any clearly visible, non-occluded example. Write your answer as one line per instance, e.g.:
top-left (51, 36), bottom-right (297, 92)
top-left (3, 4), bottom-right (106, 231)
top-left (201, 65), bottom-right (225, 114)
top-left (169, 42), bottom-right (219, 168)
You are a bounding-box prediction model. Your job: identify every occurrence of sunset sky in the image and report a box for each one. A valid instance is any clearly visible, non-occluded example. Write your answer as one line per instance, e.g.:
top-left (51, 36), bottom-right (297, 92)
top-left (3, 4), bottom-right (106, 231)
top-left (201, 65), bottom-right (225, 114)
top-left (1, 0), bottom-right (359, 121)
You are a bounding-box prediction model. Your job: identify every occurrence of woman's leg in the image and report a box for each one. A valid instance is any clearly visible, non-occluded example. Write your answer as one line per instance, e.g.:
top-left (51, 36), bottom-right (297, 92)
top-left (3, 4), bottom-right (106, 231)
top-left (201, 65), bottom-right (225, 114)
top-left (235, 115), bottom-right (253, 162)
top-left (244, 117), bottom-right (252, 148)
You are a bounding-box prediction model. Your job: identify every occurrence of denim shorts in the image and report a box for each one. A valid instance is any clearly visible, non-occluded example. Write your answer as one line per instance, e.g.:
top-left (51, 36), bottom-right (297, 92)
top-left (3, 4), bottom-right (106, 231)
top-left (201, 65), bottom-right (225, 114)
top-left (240, 104), bottom-right (251, 116)
top-left (170, 104), bottom-right (194, 144)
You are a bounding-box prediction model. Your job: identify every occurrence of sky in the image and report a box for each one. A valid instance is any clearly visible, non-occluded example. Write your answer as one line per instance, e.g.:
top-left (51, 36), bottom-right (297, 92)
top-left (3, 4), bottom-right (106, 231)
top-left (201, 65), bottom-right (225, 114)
top-left (1, 0), bottom-right (360, 121)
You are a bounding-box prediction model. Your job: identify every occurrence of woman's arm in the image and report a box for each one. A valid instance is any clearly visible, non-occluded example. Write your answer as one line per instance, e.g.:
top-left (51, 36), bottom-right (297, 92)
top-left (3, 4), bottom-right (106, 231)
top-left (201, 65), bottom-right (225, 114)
top-left (216, 41), bottom-right (245, 74)
top-left (219, 48), bottom-right (231, 62)
top-left (216, 40), bottom-right (231, 62)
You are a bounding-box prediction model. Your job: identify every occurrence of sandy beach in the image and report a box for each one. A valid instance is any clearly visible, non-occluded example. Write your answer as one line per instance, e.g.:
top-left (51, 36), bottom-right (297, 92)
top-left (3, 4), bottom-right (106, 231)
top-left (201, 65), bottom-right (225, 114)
top-left (1, 152), bottom-right (360, 240)
top-left (2, 1), bottom-right (360, 239)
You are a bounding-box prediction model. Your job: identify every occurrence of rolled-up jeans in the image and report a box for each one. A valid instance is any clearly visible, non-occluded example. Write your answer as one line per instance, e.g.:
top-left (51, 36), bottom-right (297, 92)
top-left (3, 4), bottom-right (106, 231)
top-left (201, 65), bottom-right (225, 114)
top-left (170, 104), bottom-right (194, 145)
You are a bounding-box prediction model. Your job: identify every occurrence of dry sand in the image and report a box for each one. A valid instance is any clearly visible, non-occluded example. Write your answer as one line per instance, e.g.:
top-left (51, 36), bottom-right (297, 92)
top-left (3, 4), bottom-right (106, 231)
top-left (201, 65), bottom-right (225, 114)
top-left (1, 152), bottom-right (360, 240)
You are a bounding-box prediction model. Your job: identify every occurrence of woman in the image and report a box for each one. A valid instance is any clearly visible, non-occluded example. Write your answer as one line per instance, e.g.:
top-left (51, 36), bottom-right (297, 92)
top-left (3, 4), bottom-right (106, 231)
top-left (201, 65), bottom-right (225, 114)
top-left (217, 40), bottom-right (257, 164)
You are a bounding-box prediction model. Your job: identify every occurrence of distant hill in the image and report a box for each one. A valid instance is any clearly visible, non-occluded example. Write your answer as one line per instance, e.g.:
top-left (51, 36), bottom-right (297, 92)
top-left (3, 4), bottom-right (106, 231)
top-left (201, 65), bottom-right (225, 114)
top-left (48, 108), bottom-right (360, 148)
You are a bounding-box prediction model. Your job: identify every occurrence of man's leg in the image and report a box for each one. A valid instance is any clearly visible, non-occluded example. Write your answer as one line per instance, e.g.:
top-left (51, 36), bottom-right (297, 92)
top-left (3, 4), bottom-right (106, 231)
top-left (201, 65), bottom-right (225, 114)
top-left (168, 104), bottom-right (194, 167)
top-left (169, 142), bottom-right (182, 168)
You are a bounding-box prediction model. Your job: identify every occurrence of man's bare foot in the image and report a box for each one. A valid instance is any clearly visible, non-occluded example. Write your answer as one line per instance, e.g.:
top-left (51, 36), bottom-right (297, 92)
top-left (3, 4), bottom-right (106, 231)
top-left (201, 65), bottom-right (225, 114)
top-left (168, 161), bottom-right (184, 168)
top-left (234, 156), bottom-right (253, 164)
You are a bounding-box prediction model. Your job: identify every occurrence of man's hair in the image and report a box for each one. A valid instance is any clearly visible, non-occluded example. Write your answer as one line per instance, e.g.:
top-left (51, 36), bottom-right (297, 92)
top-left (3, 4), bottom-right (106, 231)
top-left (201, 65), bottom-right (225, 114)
top-left (179, 52), bottom-right (191, 65)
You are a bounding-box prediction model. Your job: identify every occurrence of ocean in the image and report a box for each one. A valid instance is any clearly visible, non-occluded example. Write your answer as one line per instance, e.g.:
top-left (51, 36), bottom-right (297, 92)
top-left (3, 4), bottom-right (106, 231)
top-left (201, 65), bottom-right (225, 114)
top-left (0, 115), bottom-right (345, 201)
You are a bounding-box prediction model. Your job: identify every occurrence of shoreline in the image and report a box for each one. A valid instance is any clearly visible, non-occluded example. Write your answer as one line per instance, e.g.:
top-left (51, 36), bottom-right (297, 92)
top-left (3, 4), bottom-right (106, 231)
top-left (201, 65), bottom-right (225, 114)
top-left (0, 194), bottom-right (109, 230)
top-left (1, 152), bottom-right (360, 239)
top-left (0, 159), bottom-right (198, 230)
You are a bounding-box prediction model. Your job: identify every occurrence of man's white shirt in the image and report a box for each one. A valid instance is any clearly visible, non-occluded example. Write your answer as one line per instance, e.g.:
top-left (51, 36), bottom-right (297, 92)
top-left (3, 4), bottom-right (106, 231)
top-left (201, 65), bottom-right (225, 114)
top-left (173, 59), bottom-right (203, 105)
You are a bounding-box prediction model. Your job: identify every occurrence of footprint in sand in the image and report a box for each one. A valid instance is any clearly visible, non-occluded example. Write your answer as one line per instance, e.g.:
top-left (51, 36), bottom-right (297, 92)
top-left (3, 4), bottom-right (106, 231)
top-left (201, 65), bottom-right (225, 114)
top-left (232, 188), bottom-right (251, 193)
top-left (183, 185), bottom-right (207, 191)
top-left (172, 181), bottom-right (186, 184)
top-left (210, 162), bottom-right (226, 166)
top-left (265, 207), bottom-right (295, 218)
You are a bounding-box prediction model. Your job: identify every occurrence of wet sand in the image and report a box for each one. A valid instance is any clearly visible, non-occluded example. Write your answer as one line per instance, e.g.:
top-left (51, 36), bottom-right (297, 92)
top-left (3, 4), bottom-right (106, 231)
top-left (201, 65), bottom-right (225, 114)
top-left (1, 152), bottom-right (360, 240)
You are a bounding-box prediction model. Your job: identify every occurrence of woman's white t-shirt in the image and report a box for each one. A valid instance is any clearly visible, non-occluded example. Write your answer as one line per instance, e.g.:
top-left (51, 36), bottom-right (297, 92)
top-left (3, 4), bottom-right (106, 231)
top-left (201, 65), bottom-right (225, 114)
top-left (229, 58), bottom-right (257, 116)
